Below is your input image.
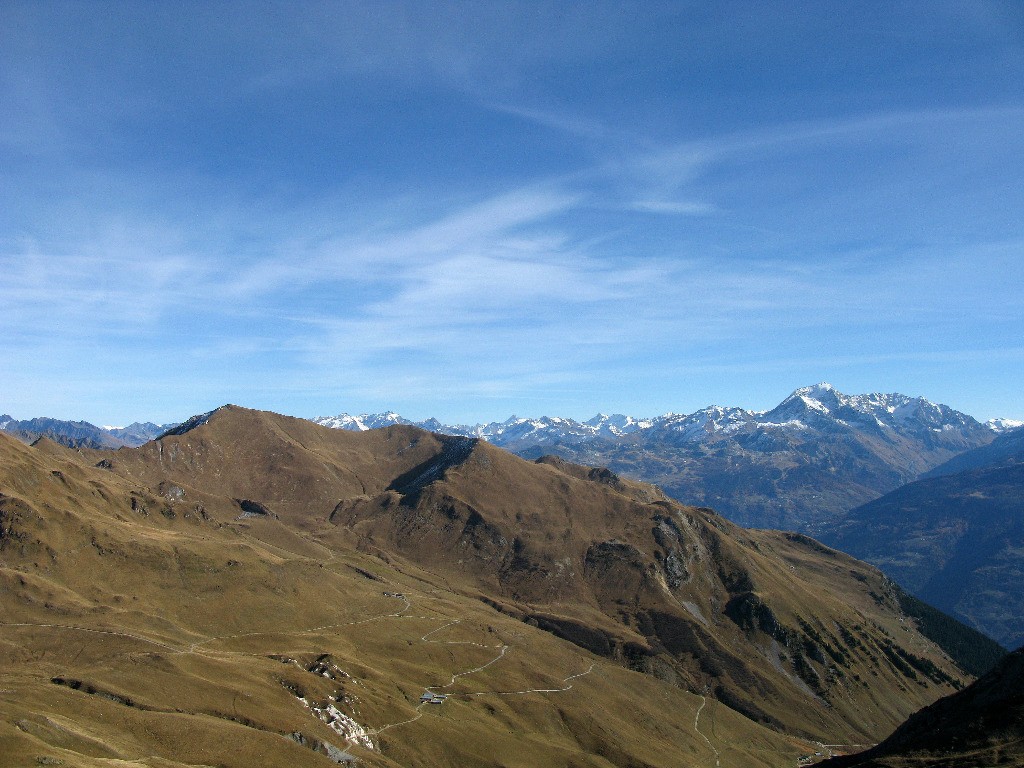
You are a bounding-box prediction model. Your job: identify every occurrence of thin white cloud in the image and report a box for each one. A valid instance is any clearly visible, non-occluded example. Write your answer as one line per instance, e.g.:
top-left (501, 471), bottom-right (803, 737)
top-left (3, 31), bottom-right (1022, 421)
top-left (485, 102), bottom-right (622, 143)
top-left (630, 200), bottom-right (718, 216)
top-left (0, 228), bottom-right (209, 338)
top-left (627, 105), bottom-right (1024, 192)
top-left (7, 104), bottom-right (1020, 365)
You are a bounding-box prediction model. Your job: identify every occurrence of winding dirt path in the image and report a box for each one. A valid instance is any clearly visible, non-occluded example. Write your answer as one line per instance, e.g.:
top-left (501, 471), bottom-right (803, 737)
top-left (2, 587), bottom-right (597, 756)
top-left (1, 621), bottom-right (182, 653)
top-left (367, 605), bottom-right (596, 737)
top-left (694, 695), bottom-right (721, 768)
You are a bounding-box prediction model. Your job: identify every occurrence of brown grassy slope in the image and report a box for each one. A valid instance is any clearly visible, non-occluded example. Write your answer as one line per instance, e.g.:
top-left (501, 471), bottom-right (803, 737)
top-left (1, 430), bottom-right (803, 768)
top-left (88, 407), bottom-right (970, 745)
top-left (332, 436), bottom-right (968, 742)
top-left (92, 404), bottom-right (469, 525)
top-left (819, 646), bottom-right (1024, 767)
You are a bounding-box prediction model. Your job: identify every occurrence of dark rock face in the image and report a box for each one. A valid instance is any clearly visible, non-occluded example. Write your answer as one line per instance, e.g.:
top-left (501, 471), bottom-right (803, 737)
top-left (236, 499), bottom-right (277, 518)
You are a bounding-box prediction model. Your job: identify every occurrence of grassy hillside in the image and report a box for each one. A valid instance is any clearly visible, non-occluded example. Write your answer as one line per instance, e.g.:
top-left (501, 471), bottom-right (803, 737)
top-left (1, 429), bottom-right (796, 767)
top-left (820, 646), bottom-right (1024, 767)
top-left (0, 408), bottom-right (982, 766)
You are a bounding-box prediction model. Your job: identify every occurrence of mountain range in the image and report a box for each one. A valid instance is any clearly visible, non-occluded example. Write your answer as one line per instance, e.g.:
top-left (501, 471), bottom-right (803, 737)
top-left (0, 415), bottom-right (173, 449)
top-left (312, 383), bottom-right (1005, 531)
top-left (6, 384), bottom-right (1021, 653)
top-left (4, 384), bottom-right (1010, 532)
top-left (0, 405), bottom-right (1006, 767)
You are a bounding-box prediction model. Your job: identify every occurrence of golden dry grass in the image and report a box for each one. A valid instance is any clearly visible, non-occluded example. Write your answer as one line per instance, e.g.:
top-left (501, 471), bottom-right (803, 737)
top-left (0, 409), bottom-right (974, 766)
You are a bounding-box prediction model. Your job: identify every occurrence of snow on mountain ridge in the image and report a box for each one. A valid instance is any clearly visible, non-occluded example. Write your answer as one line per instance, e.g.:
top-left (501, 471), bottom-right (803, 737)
top-left (765, 384), bottom-right (976, 437)
top-left (987, 418), bottom-right (1024, 432)
top-left (655, 405), bottom-right (756, 442)
top-left (309, 385), bottom-right (997, 447)
top-left (584, 413), bottom-right (652, 436)
top-left (312, 412), bottom-right (411, 431)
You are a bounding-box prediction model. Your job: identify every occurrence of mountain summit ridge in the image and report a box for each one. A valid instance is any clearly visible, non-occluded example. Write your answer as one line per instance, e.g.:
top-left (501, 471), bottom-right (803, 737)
top-left (1, 384), bottom-right (1009, 454)
top-left (311, 383), bottom-right (996, 446)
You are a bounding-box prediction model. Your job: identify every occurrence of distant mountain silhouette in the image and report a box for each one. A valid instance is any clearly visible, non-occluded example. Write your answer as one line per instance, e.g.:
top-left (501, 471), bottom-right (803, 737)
top-left (0, 414), bottom-right (173, 448)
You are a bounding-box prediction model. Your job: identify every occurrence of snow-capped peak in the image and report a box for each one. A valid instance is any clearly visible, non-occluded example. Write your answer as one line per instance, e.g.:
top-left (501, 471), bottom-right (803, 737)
top-left (311, 412), bottom-right (409, 431)
top-left (795, 382), bottom-right (837, 396)
top-left (773, 383), bottom-right (843, 418)
top-left (310, 385), bottom-right (987, 451)
top-left (987, 418), bottom-right (1024, 432)
top-left (584, 413), bottom-right (651, 436)
top-left (651, 405), bottom-right (757, 443)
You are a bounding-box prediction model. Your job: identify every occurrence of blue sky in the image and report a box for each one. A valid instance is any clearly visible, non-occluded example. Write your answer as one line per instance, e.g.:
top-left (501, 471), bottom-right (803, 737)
top-left (2, 1), bottom-right (1023, 425)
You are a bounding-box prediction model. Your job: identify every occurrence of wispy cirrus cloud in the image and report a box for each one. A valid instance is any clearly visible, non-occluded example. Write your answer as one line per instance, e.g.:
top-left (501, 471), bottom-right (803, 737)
top-left (629, 200), bottom-right (718, 216)
top-left (3, 3), bottom-right (1023, 423)
top-left (1, 229), bottom-right (208, 339)
top-left (6, 141), bottom-right (1021, 421)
